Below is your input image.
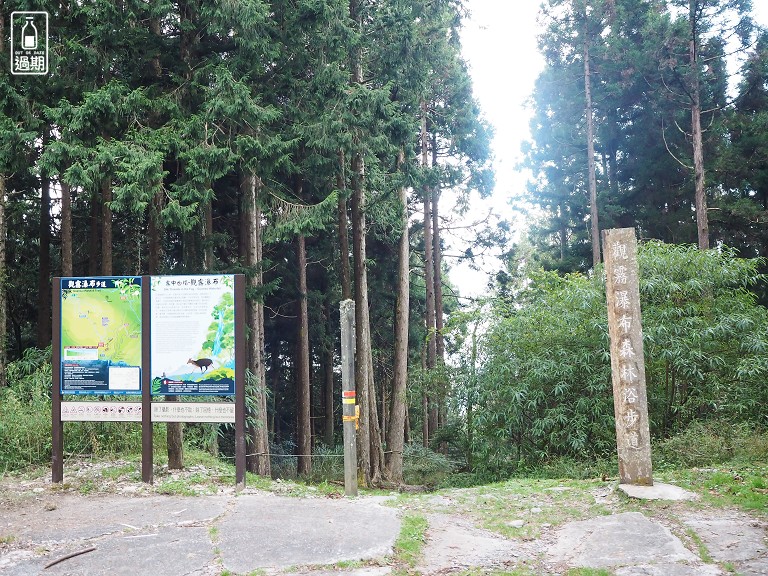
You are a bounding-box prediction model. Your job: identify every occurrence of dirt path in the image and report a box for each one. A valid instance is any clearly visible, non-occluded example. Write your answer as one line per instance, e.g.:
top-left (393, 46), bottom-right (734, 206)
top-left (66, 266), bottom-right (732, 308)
top-left (1, 464), bottom-right (767, 575)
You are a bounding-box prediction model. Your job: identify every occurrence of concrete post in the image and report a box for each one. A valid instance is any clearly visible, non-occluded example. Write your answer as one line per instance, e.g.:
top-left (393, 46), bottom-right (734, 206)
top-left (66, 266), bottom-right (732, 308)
top-left (340, 299), bottom-right (358, 496)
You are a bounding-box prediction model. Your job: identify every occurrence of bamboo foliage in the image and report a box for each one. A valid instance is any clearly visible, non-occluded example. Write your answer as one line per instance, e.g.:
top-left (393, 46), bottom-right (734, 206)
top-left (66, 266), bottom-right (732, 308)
top-left (476, 242), bottom-right (768, 477)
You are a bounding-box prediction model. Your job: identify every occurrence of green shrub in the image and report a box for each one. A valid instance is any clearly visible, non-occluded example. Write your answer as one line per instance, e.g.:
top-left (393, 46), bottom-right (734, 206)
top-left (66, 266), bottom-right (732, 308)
top-left (307, 445), bottom-right (344, 483)
top-left (65, 419), bottom-right (144, 457)
top-left (0, 390), bottom-right (52, 471)
top-left (655, 420), bottom-right (768, 468)
top-left (402, 444), bottom-right (454, 486)
top-left (525, 455), bottom-right (617, 480)
top-left (0, 348), bottom-right (53, 472)
top-left (1, 347), bottom-right (145, 472)
top-left (269, 440), bottom-right (298, 479)
top-left (474, 242), bottom-right (768, 476)
top-left (475, 269), bottom-right (615, 474)
top-left (437, 471), bottom-right (489, 488)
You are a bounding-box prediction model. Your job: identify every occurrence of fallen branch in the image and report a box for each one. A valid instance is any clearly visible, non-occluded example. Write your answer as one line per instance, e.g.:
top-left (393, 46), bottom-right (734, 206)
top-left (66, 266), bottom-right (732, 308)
top-left (44, 546), bottom-right (96, 569)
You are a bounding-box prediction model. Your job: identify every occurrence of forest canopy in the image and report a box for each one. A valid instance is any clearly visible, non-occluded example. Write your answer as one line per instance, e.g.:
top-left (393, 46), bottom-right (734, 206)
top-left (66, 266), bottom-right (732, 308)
top-left (0, 0), bottom-right (767, 484)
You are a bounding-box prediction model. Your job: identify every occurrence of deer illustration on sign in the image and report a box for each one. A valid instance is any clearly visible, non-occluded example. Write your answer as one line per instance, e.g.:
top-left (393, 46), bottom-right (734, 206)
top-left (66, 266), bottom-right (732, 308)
top-left (187, 358), bottom-right (213, 372)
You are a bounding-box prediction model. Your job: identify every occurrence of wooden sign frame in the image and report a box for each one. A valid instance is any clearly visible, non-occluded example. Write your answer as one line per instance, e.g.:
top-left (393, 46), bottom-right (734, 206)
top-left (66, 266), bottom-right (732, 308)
top-left (52, 275), bottom-right (246, 488)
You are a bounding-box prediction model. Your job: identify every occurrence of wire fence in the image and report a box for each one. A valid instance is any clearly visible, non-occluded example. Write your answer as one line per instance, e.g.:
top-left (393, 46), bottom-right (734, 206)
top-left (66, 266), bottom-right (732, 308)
top-left (214, 445), bottom-right (462, 485)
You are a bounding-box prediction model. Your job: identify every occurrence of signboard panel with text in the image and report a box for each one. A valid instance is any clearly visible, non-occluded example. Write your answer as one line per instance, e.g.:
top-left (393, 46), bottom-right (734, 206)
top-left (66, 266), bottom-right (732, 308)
top-left (59, 277), bottom-right (142, 395)
top-left (150, 275), bottom-right (236, 396)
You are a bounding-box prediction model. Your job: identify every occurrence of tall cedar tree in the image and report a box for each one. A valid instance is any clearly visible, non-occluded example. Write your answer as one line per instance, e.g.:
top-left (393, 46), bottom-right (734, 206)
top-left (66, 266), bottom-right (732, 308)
top-left (717, 31), bottom-right (768, 265)
top-left (524, 0), bottom-right (758, 268)
top-left (1, 0), bottom-right (494, 481)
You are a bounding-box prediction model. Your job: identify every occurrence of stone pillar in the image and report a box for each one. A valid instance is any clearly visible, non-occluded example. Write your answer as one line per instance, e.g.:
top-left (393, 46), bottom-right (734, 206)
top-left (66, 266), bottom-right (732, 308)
top-left (602, 228), bottom-right (653, 485)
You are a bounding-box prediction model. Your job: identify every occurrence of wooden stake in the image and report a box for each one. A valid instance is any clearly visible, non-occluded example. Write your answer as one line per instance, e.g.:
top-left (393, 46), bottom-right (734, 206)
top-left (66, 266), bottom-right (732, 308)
top-left (51, 278), bottom-right (63, 484)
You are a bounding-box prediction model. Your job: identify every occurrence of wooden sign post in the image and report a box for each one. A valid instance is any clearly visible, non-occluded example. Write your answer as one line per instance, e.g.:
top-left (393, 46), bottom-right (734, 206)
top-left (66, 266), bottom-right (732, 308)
top-left (602, 228), bottom-right (653, 486)
top-left (53, 274), bottom-right (246, 489)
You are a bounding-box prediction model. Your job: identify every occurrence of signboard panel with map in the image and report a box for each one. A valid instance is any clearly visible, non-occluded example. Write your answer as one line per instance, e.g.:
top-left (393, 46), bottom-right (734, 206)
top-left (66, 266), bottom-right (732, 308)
top-left (150, 275), bottom-right (236, 395)
top-left (59, 277), bottom-right (142, 394)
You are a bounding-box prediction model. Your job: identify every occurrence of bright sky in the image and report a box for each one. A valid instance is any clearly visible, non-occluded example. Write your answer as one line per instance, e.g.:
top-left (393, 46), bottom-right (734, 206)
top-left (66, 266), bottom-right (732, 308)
top-left (451, 1), bottom-right (768, 300)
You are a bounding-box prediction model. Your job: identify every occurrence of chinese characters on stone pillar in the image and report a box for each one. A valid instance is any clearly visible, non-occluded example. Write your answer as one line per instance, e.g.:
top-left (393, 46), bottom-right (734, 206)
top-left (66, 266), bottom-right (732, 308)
top-left (602, 228), bottom-right (653, 486)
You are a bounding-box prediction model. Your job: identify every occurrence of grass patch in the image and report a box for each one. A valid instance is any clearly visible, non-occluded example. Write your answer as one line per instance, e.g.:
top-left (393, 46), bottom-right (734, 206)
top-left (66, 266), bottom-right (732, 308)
top-left (78, 479), bottom-right (96, 495)
top-left (477, 480), bottom-right (603, 539)
top-left (702, 468), bottom-right (768, 511)
top-left (157, 475), bottom-right (217, 496)
top-left (393, 514), bottom-right (428, 567)
top-left (0, 534), bottom-right (16, 545)
top-left (245, 472), bottom-right (275, 491)
top-left (100, 463), bottom-right (138, 481)
top-left (406, 477), bottom-right (613, 541)
top-left (332, 560), bottom-right (365, 570)
top-left (655, 464), bottom-right (768, 513)
top-left (685, 526), bottom-right (713, 563)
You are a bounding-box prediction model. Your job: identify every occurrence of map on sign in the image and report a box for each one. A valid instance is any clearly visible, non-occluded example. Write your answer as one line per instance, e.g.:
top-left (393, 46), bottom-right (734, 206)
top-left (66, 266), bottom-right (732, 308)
top-left (60, 277), bottom-right (142, 394)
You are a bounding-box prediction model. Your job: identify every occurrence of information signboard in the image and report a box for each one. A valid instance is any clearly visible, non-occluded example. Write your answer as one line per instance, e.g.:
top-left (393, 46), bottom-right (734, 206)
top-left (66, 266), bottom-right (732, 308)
top-left (151, 402), bottom-right (235, 423)
top-left (52, 274), bottom-right (247, 488)
top-left (59, 277), bottom-right (142, 394)
top-left (150, 275), bottom-right (236, 395)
